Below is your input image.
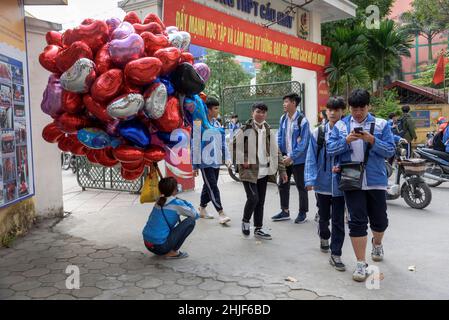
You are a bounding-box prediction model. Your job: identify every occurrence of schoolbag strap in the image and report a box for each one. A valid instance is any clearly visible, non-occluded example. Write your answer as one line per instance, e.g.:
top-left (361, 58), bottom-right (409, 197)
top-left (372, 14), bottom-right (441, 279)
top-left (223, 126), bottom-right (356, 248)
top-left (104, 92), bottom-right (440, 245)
top-left (363, 122), bottom-right (376, 165)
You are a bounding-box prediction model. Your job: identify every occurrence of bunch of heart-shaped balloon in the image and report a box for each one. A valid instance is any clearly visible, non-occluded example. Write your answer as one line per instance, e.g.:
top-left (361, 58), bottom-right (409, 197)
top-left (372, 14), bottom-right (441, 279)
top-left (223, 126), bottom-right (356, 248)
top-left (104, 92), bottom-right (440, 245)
top-left (39, 12), bottom-right (214, 180)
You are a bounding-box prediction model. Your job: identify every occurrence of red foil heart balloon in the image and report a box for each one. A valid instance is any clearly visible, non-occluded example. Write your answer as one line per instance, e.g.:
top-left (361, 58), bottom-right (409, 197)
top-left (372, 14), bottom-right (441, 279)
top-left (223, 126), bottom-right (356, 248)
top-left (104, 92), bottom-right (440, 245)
top-left (86, 149), bottom-right (99, 163)
top-left (63, 20), bottom-right (109, 54)
top-left (83, 94), bottom-right (114, 123)
top-left (143, 13), bottom-right (166, 30)
top-left (124, 57), bottom-right (162, 86)
top-left (57, 135), bottom-right (72, 152)
top-left (70, 136), bottom-right (88, 156)
top-left (39, 45), bottom-right (62, 73)
top-left (81, 18), bottom-right (95, 25)
top-left (121, 166), bottom-right (143, 180)
top-left (95, 44), bottom-right (113, 75)
top-left (62, 91), bottom-right (84, 114)
top-left (121, 79), bottom-right (142, 95)
top-left (147, 22), bottom-right (164, 35)
top-left (95, 148), bottom-right (119, 167)
top-left (55, 41), bottom-right (93, 73)
top-left (42, 122), bottom-right (64, 143)
top-left (113, 145), bottom-right (144, 163)
top-left (46, 31), bottom-right (63, 46)
top-left (154, 47), bottom-right (181, 75)
top-left (91, 69), bottom-right (124, 103)
top-left (143, 146), bottom-right (166, 163)
top-left (123, 11), bottom-right (141, 25)
top-left (121, 159), bottom-right (144, 172)
top-left (133, 23), bottom-right (154, 35)
top-left (180, 52), bottom-right (195, 65)
top-left (141, 32), bottom-right (169, 56)
top-left (153, 96), bottom-right (183, 132)
top-left (56, 113), bottom-right (92, 134)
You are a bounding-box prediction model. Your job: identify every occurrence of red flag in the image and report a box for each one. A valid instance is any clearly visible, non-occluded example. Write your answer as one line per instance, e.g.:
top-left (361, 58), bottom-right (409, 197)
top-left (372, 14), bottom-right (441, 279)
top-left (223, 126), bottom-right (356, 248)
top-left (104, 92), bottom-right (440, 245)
top-left (433, 53), bottom-right (448, 85)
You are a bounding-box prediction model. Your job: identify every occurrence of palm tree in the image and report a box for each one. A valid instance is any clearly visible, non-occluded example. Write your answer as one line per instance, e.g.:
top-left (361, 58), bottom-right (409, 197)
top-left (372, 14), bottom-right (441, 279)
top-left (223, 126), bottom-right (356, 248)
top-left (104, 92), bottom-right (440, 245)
top-left (325, 27), bottom-right (370, 100)
top-left (364, 19), bottom-right (413, 98)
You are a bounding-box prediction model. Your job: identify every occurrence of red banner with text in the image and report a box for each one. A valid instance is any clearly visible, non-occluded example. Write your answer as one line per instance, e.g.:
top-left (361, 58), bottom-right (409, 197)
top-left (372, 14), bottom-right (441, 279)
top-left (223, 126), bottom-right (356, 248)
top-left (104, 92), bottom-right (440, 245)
top-left (163, 0), bottom-right (331, 72)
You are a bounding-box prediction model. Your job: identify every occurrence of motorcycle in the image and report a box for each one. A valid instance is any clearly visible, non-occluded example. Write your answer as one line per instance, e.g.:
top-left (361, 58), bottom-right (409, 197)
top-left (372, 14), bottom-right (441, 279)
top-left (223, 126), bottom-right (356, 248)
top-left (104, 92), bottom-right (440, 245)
top-left (414, 146), bottom-right (449, 188)
top-left (61, 151), bottom-right (77, 174)
top-left (386, 140), bottom-right (432, 209)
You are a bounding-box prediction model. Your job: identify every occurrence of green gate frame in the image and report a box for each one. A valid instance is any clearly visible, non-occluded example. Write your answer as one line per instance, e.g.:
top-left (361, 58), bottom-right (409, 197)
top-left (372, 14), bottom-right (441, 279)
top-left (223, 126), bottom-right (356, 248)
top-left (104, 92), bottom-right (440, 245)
top-left (76, 156), bottom-right (145, 193)
top-left (221, 81), bottom-right (305, 129)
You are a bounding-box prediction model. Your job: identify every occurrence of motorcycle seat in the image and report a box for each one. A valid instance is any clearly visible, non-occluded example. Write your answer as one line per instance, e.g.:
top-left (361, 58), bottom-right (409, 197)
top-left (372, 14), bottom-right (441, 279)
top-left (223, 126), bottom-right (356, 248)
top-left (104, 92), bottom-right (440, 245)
top-left (420, 148), bottom-right (449, 162)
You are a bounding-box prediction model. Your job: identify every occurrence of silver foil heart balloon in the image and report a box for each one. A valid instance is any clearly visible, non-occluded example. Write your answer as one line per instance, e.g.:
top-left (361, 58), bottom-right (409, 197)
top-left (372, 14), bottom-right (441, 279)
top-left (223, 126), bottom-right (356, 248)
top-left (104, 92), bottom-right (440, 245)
top-left (107, 93), bottom-right (144, 120)
top-left (168, 32), bottom-right (183, 49)
top-left (60, 58), bottom-right (96, 93)
top-left (178, 31), bottom-right (191, 51)
top-left (166, 26), bottom-right (179, 35)
top-left (144, 82), bottom-right (167, 119)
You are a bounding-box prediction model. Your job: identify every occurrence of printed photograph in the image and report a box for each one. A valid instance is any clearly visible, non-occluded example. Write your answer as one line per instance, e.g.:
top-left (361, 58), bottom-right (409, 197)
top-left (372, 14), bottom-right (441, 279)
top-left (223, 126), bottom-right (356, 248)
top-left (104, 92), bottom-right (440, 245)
top-left (2, 157), bottom-right (16, 182)
top-left (0, 62), bottom-right (12, 84)
top-left (14, 120), bottom-right (26, 145)
top-left (4, 180), bottom-right (17, 202)
top-left (11, 65), bottom-right (23, 85)
top-left (16, 145), bottom-right (29, 197)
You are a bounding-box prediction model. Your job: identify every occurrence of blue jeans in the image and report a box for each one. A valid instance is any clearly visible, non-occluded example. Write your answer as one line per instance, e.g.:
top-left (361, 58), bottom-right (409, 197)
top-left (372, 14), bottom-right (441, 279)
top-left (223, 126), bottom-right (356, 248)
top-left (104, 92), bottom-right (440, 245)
top-left (145, 217), bottom-right (195, 255)
top-left (317, 194), bottom-right (346, 256)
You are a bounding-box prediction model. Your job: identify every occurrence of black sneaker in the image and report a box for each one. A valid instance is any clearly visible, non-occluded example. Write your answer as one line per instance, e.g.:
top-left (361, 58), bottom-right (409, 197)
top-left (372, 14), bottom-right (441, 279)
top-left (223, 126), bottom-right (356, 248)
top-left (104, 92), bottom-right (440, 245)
top-left (294, 212), bottom-right (307, 224)
top-left (320, 239), bottom-right (330, 253)
top-left (329, 255), bottom-right (346, 272)
top-left (271, 211), bottom-right (290, 221)
top-left (254, 228), bottom-right (272, 240)
top-left (242, 222), bottom-right (250, 236)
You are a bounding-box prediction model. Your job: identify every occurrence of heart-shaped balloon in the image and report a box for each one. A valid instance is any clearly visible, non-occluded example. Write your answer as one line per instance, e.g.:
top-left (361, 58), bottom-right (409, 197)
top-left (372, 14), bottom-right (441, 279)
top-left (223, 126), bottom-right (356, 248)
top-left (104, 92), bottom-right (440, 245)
top-left (154, 47), bottom-right (181, 75)
top-left (178, 31), bottom-right (191, 51)
top-left (193, 62), bottom-right (211, 82)
top-left (111, 22), bottom-right (135, 40)
top-left (121, 79), bottom-right (142, 95)
top-left (105, 119), bottom-right (120, 137)
top-left (156, 128), bottom-right (190, 148)
top-left (146, 22), bottom-right (164, 35)
top-left (166, 26), bottom-right (179, 35)
top-left (46, 31), bottom-right (63, 46)
top-left (121, 166), bottom-right (143, 180)
top-left (57, 135), bottom-right (72, 152)
top-left (62, 20), bottom-right (109, 54)
top-left (113, 145), bottom-right (144, 163)
top-left (143, 145), bottom-right (166, 163)
top-left (133, 23), bottom-right (155, 35)
top-left (118, 119), bottom-right (151, 148)
top-left (94, 44), bottom-right (113, 75)
top-left (91, 68), bottom-right (124, 103)
top-left (56, 113), bottom-right (92, 134)
top-left (171, 62), bottom-right (205, 96)
top-left (123, 11), bottom-right (141, 25)
top-left (95, 147), bottom-right (119, 167)
top-left (143, 13), bottom-right (166, 29)
top-left (107, 93), bottom-right (144, 120)
top-left (121, 159), bottom-right (145, 172)
top-left (62, 90), bottom-right (84, 114)
top-left (124, 57), bottom-right (162, 86)
top-left (152, 96), bottom-right (183, 132)
top-left (143, 82), bottom-right (167, 119)
top-left (86, 149), bottom-right (100, 164)
top-left (106, 17), bottom-right (121, 37)
top-left (42, 122), bottom-right (64, 143)
top-left (39, 45), bottom-right (62, 73)
top-left (109, 33), bottom-right (145, 67)
top-left (159, 77), bottom-right (175, 95)
top-left (83, 94), bottom-right (114, 123)
top-left (77, 128), bottom-right (120, 149)
top-left (168, 32), bottom-right (184, 49)
top-left (141, 31), bottom-right (169, 56)
top-left (55, 41), bottom-right (93, 73)
top-left (70, 136), bottom-right (88, 156)
top-left (41, 74), bottom-right (64, 118)
top-left (60, 58), bottom-right (96, 93)
top-left (180, 52), bottom-right (194, 65)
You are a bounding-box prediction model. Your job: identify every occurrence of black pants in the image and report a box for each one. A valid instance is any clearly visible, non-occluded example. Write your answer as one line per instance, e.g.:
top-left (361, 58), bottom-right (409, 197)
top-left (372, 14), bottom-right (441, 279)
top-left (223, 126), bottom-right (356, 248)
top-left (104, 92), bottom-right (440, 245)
top-left (200, 167), bottom-right (223, 212)
top-left (278, 164), bottom-right (309, 213)
top-left (242, 176), bottom-right (268, 228)
top-left (317, 194), bottom-right (346, 256)
top-left (344, 190), bottom-right (389, 238)
top-left (145, 217), bottom-right (196, 255)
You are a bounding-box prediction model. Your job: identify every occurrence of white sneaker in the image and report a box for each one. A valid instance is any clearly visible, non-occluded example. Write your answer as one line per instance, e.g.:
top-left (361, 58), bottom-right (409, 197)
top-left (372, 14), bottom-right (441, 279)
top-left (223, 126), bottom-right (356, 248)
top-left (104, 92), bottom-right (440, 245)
top-left (352, 261), bottom-right (368, 282)
top-left (199, 207), bottom-right (214, 219)
top-left (371, 238), bottom-right (384, 262)
top-left (219, 214), bottom-right (231, 224)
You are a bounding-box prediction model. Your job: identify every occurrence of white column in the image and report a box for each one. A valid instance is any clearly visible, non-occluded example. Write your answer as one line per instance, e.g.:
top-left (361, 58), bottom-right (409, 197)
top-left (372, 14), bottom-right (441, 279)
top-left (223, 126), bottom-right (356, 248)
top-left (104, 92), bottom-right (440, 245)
top-left (292, 68), bottom-right (318, 127)
top-left (26, 17), bottom-right (64, 218)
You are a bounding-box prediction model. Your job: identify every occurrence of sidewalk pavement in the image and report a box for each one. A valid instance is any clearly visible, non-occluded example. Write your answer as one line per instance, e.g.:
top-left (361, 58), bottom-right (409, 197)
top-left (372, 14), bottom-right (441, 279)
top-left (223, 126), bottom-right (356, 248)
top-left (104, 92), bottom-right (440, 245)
top-left (1, 169), bottom-right (449, 299)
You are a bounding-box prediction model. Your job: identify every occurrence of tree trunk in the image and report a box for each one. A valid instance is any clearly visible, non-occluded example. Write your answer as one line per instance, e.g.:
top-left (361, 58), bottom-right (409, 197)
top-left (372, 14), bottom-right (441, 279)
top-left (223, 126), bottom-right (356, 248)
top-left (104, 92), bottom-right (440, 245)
top-left (427, 36), bottom-right (433, 63)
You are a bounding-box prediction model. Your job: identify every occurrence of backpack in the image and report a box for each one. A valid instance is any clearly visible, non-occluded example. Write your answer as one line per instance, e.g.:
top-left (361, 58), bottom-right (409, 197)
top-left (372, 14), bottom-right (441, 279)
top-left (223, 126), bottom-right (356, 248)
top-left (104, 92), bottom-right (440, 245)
top-left (316, 124), bottom-right (326, 161)
top-left (281, 112), bottom-right (304, 137)
top-left (432, 126), bottom-right (447, 152)
top-left (396, 117), bottom-right (406, 137)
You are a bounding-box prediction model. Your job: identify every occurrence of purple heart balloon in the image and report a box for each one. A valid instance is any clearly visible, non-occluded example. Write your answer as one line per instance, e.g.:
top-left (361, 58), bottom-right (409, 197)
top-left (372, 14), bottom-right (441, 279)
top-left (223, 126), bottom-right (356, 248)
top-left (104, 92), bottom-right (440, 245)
top-left (111, 22), bottom-right (135, 40)
top-left (41, 74), bottom-right (64, 119)
top-left (193, 63), bottom-right (211, 82)
top-left (105, 119), bottom-right (120, 137)
top-left (109, 33), bottom-right (144, 67)
top-left (106, 17), bottom-right (122, 37)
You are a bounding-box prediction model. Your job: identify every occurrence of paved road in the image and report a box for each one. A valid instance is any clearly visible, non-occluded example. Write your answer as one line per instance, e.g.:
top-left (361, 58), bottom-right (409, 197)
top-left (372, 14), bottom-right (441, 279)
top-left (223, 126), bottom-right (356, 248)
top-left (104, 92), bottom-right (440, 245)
top-left (1, 170), bottom-right (449, 299)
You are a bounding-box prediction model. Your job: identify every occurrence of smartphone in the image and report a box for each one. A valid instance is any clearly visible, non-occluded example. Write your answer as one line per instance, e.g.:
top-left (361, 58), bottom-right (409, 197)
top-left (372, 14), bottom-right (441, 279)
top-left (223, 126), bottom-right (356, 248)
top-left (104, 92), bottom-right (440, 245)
top-left (354, 127), bottom-right (364, 134)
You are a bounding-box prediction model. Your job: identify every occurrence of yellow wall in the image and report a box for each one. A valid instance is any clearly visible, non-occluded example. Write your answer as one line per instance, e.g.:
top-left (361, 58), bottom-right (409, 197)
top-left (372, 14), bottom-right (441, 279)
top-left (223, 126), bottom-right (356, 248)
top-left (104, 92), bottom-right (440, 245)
top-left (408, 104), bottom-right (449, 145)
top-left (0, 198), bottom-right (35, 247)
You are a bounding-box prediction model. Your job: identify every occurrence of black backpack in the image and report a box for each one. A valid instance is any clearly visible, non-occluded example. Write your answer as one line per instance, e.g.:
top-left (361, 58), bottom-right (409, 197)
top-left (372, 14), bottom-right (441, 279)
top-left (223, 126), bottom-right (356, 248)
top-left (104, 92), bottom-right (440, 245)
top-left (316, 124), bottom-right (327, 170)
top-left (432, 127), bottom-right (447, 152)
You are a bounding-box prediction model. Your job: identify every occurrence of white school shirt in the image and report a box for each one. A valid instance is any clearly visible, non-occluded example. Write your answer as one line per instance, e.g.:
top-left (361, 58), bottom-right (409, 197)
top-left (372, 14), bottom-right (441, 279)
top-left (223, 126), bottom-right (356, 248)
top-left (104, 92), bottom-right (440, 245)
top-left (255, 121), bottom-right (269, 179)
top-left (286, 112), bottom-right (298, 156)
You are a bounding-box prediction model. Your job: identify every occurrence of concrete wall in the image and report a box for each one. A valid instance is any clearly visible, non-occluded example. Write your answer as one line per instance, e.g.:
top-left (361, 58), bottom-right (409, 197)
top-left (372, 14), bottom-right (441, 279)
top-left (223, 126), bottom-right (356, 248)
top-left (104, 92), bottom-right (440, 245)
top-left (25, 17), bottom-right (64, 218)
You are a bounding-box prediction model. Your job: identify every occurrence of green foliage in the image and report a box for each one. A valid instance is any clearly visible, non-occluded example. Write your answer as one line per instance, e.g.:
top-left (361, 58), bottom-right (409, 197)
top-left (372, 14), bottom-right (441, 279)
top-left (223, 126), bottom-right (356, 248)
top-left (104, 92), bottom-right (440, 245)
top-left (204, 50), bottom-right (252, 102)
top-left (370, 90), bottom-right (402, 119)
top-left (256, 61), bottom-right (291, 84)
top-left (410, 61), bottom-right (449, 88)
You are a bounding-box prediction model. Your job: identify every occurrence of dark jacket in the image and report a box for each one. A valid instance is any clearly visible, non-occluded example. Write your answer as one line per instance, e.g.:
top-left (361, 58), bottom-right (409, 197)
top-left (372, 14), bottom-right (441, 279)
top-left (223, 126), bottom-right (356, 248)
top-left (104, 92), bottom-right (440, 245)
top-left (400, 113), bottom-right (417, 143)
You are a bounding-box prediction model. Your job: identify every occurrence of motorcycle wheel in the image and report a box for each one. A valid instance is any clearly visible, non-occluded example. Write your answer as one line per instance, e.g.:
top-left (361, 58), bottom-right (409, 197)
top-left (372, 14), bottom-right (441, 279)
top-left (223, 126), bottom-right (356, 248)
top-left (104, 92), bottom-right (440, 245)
top-left (423, 163), bottom-right (443, 188)
top-left (401, 179), bottom-right (432, 209)
top-left (61, 153), bottom-right (71, 170)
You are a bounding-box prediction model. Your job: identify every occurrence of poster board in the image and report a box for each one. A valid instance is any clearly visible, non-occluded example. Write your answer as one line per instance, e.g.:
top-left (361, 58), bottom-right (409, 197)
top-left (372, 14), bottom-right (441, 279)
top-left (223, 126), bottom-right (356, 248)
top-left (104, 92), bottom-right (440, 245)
top-left (0, 0), bottom-right (34, 208)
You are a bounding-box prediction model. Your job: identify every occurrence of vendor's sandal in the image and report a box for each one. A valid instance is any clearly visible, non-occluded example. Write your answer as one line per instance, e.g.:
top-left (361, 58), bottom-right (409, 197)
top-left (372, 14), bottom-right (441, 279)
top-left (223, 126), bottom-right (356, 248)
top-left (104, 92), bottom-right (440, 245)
top-left (165, 251), bottom-right (189, 259)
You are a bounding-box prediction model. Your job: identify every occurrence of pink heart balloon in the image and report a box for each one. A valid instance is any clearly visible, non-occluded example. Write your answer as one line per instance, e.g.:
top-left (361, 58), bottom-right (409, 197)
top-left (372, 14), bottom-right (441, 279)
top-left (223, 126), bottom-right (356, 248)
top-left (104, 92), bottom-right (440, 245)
top-left (109, 33), bottom-right (144, 67)
top-left (41, 74), bottom-right (64, 119)
top-left (193, 63), bottom-right (211, 82)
